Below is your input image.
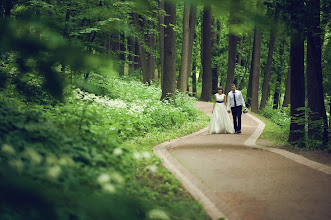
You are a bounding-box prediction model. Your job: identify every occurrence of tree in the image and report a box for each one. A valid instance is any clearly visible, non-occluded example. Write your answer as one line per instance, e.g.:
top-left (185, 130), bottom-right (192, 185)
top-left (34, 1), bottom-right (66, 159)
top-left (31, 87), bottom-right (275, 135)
top-left (187, 3), bottom-right (197, 91)
top-left (199, 4), bottom-right (212, 101)
top-left (212, 18), bottom-right (220, 94)
top-left (260, 7), bottom-right (279, 110)
top-left (272, 41), bottom-right (285, 109)
top-left (250, 0), bottom-right (263, 113)
top-left (306, 0), bottom-right (328, 145)
top-left (178, 2), bottom-right (190, 92)
top-left (225, 0), bottom-right (240, 94)
top-left (161, 0), bottom-right (176, 100)
top-left (282, 63), bottom-right (291, 108)
top-left (288, 0), bottom-right (306, 146)
top-left (158, 0), bottom-right (165, 85)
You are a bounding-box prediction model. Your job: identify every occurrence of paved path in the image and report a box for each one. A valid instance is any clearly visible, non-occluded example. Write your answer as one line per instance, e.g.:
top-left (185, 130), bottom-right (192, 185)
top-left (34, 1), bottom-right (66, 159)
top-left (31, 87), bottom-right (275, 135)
top-left (153, 101), bottom-right (331, 220)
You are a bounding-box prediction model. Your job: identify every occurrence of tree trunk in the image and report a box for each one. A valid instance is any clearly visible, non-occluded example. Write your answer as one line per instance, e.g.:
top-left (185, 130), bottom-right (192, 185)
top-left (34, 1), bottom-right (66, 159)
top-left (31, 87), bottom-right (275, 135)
top-left (132, 14), bottom-right (149, 83)
top-left (237, 37), bottom-right (242, 66)
top-left (192, 57), bottom-right (197, 96)
top-left (119, 33), bottom-right (126, 76)
top-left (288, 11), bottom-right (306, 146)
top-left (282, 64), bottom-right (291, 108)
top-left (246, 34), bottom-right (255, 107)
top-left (161, 1), bottom-right (176, 100)
top-left (239, 37), bottom-right (251, 90)
top-left (225, 0), bottom-right (240, 94)
top-left (147, 19), bottom-right (156, 84)
top-left (159, 0), bottom-right (165, 85)
top-left (306, 0), bottom-right (328, 146)
top-left (187, 3), bottom-right (197, 92)
top-left (260, 10), bottom-right (278, 110)
top-left (128, 36), bottom-right (135, 75)
top-left (178, 2), bottom-right (190, 92)
top-left (273, 40), bottom-right (285, 109)
top-left (212, 18), bottom-right (220, 94)
top-left (250, 0), bottom-right (263, 113)
top-left (199, 4), bottom-right (212, 101)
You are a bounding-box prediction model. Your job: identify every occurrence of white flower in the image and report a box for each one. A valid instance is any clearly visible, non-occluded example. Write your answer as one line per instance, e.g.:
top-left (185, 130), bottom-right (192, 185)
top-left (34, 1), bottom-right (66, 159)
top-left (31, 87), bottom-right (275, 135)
top-left (133, 152), bottom-right (142, 160)
top-left (142, 151), bottom-right (151, 160)
top-left (111, 172), bottom-right (124, 184)
top-left (48, 165), bottom-right (62, 179)
top-left (147, 165), bottom-right (158, 173)
top-left (23, 148), bottom-right (43, 164)
top-left (113, 148), bottom-right (123, 156)
top-left (45, 154), bottom-right (58, 165)
top-left (1, 144), bottom-right (16, 155)
top-left (103, 183), bottom-right (116, 194)
top-left (8, 159), bottom-right (24, 172)
top-left (148, 209), bottom-right (170, 220)
top-left (97, 173), bottom-right (111, 184)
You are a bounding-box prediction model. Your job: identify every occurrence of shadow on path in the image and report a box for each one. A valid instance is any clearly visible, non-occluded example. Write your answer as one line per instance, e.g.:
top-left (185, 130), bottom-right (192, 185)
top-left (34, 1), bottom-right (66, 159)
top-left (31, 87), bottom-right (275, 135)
top-left (154, 101), bottom-right (331, 220)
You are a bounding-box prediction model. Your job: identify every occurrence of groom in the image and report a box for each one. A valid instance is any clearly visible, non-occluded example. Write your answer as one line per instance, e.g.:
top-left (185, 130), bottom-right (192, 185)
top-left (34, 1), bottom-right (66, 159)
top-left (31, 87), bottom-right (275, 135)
top-left (227, 84), bottom-right (246, 134)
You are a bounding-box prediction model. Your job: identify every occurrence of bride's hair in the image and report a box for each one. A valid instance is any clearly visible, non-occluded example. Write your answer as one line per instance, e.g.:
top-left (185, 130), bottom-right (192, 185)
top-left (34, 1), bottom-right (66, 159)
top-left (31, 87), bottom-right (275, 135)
top-left (217, 86), bottom-right (223, 93)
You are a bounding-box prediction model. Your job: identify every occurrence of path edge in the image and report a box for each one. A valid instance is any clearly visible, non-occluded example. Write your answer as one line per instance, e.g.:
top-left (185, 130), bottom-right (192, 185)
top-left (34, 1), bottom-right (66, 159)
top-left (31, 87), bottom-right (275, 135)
top-left (245, 113), bottom-right (331, 175)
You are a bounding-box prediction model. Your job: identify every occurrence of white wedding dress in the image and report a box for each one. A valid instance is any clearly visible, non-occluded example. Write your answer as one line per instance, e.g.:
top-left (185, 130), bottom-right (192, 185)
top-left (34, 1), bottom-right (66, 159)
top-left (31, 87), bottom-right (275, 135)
top-left (208, 94), bottom-right (234, 134)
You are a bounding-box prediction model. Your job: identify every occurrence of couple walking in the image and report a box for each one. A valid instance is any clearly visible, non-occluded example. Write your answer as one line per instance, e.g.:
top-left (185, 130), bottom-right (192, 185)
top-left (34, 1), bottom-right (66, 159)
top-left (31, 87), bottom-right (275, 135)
top-left (208, 84), bottom-right (246, 134)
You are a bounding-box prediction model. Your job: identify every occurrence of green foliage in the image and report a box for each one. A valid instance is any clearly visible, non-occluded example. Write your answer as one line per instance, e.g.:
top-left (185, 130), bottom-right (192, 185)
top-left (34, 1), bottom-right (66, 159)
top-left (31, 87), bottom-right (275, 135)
top-left (0, 75), bottom-right (210, 219)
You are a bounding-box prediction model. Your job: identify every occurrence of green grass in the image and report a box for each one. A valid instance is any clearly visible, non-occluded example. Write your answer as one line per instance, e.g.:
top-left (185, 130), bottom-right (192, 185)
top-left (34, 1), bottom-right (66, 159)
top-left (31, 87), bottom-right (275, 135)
top-left (250, 112), bottom-right (290, 147)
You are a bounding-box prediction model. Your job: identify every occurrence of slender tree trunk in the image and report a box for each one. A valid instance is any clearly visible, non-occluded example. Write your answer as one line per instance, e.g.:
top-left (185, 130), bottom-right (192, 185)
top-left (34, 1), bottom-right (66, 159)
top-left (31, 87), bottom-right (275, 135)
top-left (260, 10), bottom-right (278, 110)
top-left (225, 0), bottom-right (240, 94)
top-left (237, 37), bottom-right (242, 66)
top-left (187, 3), bottom-right (197, 92)
top-left (288, 6), bottom-right (306, 146)
top-left (159, 0), bottom-right (165, 86)
top-left (273, 41), bottom-right (285, 109)
top-left (199, 4), bottom-right (212, 101)
top-left (307, 0), bottom-right (328, 146)
top-left (161, 1), bottom-right (176, 100)
top-left (178, 2), bottom-right (190, 92)
top-left (147, 19), bottom-right (156, 84)
top-left (119, 33), bottom-right (126, 76)
top-left (246, 35), bottom-right (255, 106)
top-left (192, 57), bottom-right (197, 96)
top-left (134, 39), bottom-right (140, 71)
top-left (282, 64), bottom-right (291, 108)
top-left (212, 18), bottom-right (220, 94)
top-left (132, 14), bottom-right (149, 83)
top-left (250, 0), bottom-right (263, 113)
top-left (128, 36), bottom-right (135, 75)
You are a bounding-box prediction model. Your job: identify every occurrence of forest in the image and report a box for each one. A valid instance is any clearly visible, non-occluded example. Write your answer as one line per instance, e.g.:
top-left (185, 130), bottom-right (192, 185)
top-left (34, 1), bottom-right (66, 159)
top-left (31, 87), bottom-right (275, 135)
top-left (0, 0), bottom-right (330, 219)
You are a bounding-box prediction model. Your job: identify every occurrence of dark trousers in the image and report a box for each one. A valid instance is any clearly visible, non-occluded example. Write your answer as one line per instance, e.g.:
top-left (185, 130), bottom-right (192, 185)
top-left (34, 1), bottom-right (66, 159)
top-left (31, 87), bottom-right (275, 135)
top-left (231, 105), bottom-right (242, 132)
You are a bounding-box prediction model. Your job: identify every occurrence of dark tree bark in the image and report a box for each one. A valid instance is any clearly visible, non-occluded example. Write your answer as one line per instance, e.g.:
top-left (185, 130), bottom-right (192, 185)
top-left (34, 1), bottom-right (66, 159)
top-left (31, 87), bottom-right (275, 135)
top-left (239, 37), bottom-right (251, 90)
top-left (159, 0), bottom-right (165, 85)
top-left (273, 41), bottom-right (285, 109)
top-left (212, 18), bottom-right (220, 94)
top-left (134, 39), bottom-right (140, 71)
top-left (187, 3), bottom-right (197, 92)
top-left (250, 0), bottom-right (263, 113)
top-left (161, 1), bottom-right (176, 100)
top-left (128, 36), bottom-right (135, 75)
top-left (192, 57), bottom-right (197, 96)
top-left (260, 9), bottom-right (279, 110)
top-left (288, 4), bottom-right (306, 146)
top-left (306, 0), bottom-right (328, 146)
top-left (199, 4), bottom-right (212, 101)
top-left (119, 33), bottom-right (126, 76)
top-left (225, 0), bottom-right (240, 94)
top-left (178, 2), bottom-right (190, 92)
top-left (282, 64), bottom-right (291, 108)
top-left (147, 20), bottom-right (156, 84)
top-left (237, 37), bottom-right (242, 66)
top-left (132, 14), bottom-right (148, 83)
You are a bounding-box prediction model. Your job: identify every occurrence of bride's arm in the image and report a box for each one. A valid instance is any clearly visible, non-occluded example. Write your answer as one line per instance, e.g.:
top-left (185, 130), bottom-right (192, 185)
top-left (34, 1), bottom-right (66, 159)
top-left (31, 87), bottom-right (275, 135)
top-left (224, 95), bottom-right (227, 108)
top-left (212, 94), bottom-right (216, 113)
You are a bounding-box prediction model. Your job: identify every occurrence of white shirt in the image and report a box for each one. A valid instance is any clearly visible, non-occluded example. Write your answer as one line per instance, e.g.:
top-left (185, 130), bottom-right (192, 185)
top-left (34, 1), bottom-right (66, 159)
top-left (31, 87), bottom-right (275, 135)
top-left (227, 90), bottom-right (246, 111)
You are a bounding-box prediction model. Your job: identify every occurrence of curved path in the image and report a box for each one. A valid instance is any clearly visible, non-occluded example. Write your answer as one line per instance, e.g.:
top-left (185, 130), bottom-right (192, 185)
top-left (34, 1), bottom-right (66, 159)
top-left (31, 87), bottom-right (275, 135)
top-left (153, 101), bottom-right (331, 220)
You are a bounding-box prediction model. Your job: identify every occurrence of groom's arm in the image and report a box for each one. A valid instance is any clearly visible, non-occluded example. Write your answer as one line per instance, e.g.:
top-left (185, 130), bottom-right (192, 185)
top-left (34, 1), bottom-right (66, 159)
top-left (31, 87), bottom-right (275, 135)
top-left (239, 91), bottom-right (246, 108)
top-left (227, 93), bottom-right (231, 112)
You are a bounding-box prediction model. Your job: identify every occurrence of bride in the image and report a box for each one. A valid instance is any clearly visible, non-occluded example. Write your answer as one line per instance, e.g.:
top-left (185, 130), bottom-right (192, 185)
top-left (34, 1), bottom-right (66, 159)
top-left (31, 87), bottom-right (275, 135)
top-left (208, 87), bottom-right (234, 134)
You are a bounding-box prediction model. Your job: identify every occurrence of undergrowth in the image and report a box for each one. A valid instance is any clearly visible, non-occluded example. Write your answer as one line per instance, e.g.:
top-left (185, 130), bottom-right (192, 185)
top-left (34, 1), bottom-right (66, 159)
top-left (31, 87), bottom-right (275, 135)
top-left (0, 73), bottom-right (211, 220)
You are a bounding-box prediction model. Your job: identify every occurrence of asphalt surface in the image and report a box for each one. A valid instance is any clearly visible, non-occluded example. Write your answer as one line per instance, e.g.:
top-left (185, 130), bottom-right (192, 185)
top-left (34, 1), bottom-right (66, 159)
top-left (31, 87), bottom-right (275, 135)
top-left (154, 101), bottom-right (331, 220)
